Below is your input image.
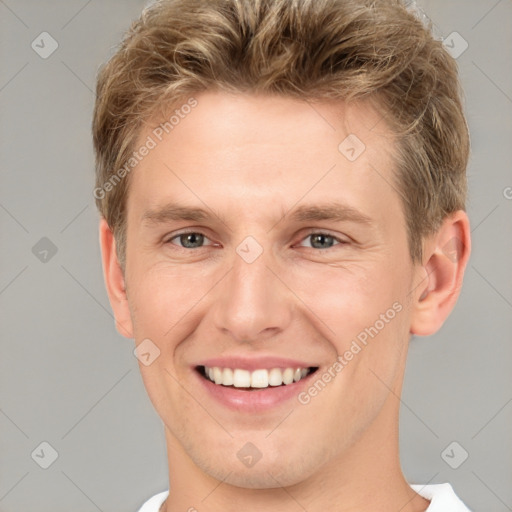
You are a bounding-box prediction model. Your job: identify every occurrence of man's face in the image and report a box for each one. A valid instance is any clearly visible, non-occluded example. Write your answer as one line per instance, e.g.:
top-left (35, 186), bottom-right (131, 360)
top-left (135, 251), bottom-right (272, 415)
top-left (121, 92), bottom-right (420, 487)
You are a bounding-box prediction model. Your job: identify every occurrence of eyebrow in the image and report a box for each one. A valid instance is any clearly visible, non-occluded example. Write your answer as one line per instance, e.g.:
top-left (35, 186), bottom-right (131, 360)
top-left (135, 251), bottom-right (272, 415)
top-left (141, 201), bottom-right (373, 227)
top-left (290, 203), bottom-right (373, 225)
top-left (142, 204), bottom-right (213, 224)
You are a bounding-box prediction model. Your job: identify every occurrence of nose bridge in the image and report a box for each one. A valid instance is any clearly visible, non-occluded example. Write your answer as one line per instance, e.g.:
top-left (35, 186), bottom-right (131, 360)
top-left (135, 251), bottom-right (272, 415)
top-left (212, 236), bottom-right (291, 341)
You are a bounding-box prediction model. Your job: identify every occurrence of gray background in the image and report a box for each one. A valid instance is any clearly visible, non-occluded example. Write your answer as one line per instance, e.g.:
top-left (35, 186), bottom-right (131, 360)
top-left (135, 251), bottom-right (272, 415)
top-left (0, 0), bottom-right (511, 511)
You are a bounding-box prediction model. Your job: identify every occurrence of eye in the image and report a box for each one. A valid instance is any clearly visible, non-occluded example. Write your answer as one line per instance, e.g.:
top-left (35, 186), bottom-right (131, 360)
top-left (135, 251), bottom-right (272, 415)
top-left (164, 230), bottom-right (347, 251)
top-left (166, 231), bottom-right (214, 249)
top-left (297, 232), bottom-right (346, 250)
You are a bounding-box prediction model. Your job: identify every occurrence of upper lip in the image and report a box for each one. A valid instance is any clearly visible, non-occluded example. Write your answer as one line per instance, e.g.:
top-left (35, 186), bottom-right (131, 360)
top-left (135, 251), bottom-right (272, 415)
top-left (195, 356), bottom-right (319, 372)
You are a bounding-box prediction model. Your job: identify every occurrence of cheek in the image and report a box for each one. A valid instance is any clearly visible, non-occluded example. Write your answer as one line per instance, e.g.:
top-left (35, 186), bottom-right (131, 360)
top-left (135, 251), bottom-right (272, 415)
top-left (288, 259), bottom-right (405, 344)
top-left (126, 260), bottom-right (211, 336)
top-left (295, 260), bottom-right (410, 397)
top-left (125, 265), bottom-right (203, 409)
top-left (124, 263), bottom-right (212, 407)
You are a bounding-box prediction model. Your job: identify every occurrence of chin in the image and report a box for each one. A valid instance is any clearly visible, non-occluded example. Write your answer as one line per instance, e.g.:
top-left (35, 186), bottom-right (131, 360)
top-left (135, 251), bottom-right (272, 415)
top-left (190, 445), bottom-right (322, 489)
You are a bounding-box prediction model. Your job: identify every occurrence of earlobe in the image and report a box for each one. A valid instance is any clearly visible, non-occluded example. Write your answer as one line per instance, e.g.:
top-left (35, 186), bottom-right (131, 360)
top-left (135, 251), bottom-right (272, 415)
top-left (99, 218), bottom-right (134, 338)
top-left (410, 210), bottom-right (471, 337)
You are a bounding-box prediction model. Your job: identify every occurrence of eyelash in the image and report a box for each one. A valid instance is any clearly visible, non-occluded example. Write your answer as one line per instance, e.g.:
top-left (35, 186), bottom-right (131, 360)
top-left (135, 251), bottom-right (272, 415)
top-left (164, 230), bottom-right (347, 251)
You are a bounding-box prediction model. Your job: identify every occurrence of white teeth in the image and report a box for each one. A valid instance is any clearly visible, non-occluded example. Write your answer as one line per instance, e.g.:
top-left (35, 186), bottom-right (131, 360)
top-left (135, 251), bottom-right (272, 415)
top-left (203, 366), bottom-right (313, 388)
top-left (233, 369), bottom-right (251, 388)
top-left (251, 369), bottom-right (269, 388)
top-left (268, 368), bottom-right (283, 386)
top-left (282, 368), bottom-right (294, 385)
top-left (223, 368), bottom-right (234, 386)
top-left (213, 367), bottom-right (223, 385)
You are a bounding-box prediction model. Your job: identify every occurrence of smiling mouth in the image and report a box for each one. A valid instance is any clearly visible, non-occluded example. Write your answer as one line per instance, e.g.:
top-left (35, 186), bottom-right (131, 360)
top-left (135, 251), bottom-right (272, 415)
top-left (196, 365), bottom-right (319, 390)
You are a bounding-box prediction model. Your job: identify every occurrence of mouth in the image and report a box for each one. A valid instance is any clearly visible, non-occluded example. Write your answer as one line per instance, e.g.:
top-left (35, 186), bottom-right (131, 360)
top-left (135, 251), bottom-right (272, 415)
top-left (195, 365), bottom-right (319, 391)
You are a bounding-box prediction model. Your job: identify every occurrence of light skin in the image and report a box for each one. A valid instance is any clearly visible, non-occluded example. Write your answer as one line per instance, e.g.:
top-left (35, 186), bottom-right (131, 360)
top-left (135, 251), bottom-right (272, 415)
top-left (99, 92), bottom-right (471, 512)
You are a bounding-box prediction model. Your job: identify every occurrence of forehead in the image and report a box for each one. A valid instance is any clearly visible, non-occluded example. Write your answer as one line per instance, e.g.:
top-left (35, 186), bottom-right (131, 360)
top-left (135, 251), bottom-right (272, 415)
top-left (127, 91), bottom-right (402, 229)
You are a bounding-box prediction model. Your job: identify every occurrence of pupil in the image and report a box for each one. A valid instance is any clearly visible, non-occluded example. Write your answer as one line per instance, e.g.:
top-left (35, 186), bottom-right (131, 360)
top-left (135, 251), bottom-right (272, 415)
top-left (182, 233), bottom-right (203, 248)
top-left (312, 234), bottom-right (332, 249)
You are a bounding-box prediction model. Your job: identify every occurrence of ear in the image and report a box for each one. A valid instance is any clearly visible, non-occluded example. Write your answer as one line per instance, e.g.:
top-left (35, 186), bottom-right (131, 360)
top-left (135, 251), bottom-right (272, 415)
top-left (99, 218), bottom-right (134, 338)
top-left (410, 210), bottom-right (471, 336)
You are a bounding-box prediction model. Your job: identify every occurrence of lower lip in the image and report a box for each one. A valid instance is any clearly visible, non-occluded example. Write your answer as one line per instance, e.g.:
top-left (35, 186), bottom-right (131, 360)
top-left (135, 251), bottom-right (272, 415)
top-left (194, 368), bottom-right (317, 412)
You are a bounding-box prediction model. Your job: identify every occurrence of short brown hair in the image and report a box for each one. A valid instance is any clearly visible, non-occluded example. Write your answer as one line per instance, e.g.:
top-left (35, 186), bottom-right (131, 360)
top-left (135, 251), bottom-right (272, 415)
top-left (92, 0), bottom-right (470, 267)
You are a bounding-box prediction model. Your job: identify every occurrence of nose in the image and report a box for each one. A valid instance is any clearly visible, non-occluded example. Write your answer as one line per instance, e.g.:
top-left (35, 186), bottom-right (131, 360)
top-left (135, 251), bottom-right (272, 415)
top-left (211, 239), bottom-right (293, 343)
